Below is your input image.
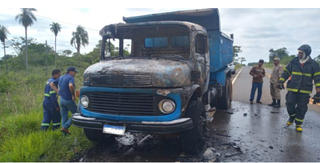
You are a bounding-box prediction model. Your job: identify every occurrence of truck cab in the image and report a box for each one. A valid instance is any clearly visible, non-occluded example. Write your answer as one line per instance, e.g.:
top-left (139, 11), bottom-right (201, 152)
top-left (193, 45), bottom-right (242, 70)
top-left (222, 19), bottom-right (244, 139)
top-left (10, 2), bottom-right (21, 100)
top-left (72, 8), bottom-right (233, 154)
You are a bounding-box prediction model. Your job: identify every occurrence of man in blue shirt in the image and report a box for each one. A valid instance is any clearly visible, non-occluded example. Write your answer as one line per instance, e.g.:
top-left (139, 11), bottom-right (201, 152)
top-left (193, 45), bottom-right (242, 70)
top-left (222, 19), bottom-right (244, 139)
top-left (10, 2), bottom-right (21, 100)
top-left (51, 66), bottom-right (78, 135)
top-left (41, 69), bottom-right (61, 131)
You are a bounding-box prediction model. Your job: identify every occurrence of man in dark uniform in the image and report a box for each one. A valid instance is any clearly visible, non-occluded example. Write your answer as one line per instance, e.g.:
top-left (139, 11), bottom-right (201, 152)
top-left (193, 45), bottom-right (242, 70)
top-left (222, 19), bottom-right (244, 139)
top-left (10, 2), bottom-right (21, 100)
top-left (278, 44), bottom-right (320, 132)
top-left (41, 69), bottom-right (61, 130)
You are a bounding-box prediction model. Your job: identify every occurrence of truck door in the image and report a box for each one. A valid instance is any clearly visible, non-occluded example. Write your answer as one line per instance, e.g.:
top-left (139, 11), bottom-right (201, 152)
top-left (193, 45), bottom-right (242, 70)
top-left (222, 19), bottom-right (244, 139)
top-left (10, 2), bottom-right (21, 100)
top-left (194, 33), bottom-right (209, 92)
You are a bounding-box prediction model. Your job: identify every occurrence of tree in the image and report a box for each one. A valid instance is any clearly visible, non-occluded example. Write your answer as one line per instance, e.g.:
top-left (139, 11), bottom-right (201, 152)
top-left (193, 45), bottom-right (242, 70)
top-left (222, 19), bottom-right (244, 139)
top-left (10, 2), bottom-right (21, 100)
top-left (0, 25), bottom-right (10, 73)
top-left (62, 49), bottom-right (73, 56)
top-left (15, 8), bottom-right (37, 75)
top-left (70, 25), bottom-right (89, 67)
top-left (233, 45), bottom-right (242, 58)
top-left (269, 47), bottom-right (289, 63)
top-left (239, 57), bottom-right (246, 65)
top-left (315, 55), bottom-right (320, 62)
top-left (70, 25), bottom-right (89, 54)
top-left (50, 22), bottom-right (61, 67)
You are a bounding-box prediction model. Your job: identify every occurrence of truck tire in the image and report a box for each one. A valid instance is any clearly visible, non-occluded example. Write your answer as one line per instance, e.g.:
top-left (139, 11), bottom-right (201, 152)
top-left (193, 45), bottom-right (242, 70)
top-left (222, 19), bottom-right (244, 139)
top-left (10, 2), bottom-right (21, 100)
top-left (180, 100), bottom-right (206, 154)
top-left (84, 129), bottom-right (115, 144)
top-left (217, 77), bottom-right (232, 110)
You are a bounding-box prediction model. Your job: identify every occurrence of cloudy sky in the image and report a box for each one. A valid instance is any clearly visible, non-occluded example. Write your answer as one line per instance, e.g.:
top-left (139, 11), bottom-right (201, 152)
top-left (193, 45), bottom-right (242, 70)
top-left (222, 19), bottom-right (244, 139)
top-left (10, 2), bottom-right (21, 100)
top-left (1, 1), bottom-right (320, 64)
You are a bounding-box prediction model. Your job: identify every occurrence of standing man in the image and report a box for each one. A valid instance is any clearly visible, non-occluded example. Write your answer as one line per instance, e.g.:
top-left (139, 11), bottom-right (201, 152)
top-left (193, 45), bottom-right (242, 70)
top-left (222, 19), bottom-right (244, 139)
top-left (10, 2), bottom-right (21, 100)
top-left (278, 44), bottom-right (320, 132)
top-left (249, 59), bottom-right (266, 104)
top-left (268, 57), bottom-right (283, 108)
top-left (41, 69), bottom-right (61, 131)
top-left (51, 67), bottom-right (78, 135)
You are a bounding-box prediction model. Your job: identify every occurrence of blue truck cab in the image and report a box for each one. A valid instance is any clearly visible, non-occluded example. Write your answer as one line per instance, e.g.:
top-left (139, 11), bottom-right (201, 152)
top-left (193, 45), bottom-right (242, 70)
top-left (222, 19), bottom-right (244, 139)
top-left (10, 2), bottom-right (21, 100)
top-left (72, 8), bottom-right (234, 154)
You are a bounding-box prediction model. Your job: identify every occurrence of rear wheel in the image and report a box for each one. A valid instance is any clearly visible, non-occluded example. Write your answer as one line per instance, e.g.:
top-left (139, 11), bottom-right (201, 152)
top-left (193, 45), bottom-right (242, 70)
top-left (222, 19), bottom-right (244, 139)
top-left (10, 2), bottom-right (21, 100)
top-left (84, 129), bottom-right (115, 144)
top-left (180, 100), bottom-right (206, 154)
top-left (217, 77), bottom-right (232, 110)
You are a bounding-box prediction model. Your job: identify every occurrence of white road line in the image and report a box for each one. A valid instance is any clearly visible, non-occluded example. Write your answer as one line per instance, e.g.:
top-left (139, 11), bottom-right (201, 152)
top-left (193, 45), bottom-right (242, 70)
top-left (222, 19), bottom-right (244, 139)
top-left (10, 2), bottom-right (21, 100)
top-left (232, 67), bottom-right (244, 85)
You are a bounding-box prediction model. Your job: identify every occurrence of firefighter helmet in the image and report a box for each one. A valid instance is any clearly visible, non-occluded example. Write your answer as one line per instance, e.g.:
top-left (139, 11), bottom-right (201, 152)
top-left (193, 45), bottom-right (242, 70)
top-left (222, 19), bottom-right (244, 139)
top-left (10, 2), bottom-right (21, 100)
top-left (298, 44), bottom-right (312, 56)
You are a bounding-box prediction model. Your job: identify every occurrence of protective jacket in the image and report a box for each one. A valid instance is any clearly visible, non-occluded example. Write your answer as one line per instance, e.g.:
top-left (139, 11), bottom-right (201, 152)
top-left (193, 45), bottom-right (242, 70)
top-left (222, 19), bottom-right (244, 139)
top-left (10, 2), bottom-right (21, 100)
top-left (279, 57), bottom-right (320, 94)
top-left (44, 77), bottom-right (59, 108)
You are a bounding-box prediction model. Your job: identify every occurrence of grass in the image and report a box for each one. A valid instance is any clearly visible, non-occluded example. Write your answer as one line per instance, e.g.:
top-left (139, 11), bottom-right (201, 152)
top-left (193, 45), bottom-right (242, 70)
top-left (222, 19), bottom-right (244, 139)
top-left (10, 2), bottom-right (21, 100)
top-left (0, 67), bottom-right (95, 161)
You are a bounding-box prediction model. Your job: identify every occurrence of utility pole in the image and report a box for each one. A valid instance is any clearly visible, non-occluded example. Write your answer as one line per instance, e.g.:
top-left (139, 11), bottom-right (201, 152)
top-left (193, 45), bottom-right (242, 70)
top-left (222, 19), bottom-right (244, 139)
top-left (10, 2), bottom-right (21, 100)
top-left (45, 40), bottom-right (48, 76)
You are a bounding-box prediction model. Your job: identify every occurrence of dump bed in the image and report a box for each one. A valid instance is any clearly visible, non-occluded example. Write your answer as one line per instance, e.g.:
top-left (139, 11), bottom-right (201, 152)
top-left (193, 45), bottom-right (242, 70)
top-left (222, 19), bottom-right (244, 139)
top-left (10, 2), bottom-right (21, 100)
top-left (123, 8), bottom-right (234, 72)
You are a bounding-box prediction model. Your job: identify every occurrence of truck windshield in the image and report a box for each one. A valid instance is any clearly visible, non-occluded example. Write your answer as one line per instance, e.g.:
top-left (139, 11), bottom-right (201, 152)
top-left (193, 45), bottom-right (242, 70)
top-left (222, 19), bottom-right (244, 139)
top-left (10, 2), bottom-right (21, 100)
top-left (101, 25), bottom-right (191, 60)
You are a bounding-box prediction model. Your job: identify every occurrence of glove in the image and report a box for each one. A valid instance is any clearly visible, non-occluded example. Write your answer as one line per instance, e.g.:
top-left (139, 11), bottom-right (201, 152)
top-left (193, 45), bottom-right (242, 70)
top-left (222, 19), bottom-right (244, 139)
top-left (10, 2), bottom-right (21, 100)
top-left (312, 92), bottom-right (320, 104)
top-left (277, 83), bottom-right (284, 90)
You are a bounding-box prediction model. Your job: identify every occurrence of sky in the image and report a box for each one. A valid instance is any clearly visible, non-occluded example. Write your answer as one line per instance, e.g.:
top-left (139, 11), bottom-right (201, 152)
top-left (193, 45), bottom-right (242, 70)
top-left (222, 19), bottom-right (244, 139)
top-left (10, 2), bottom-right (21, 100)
top-left (1, 1), bottom-right (320, 64)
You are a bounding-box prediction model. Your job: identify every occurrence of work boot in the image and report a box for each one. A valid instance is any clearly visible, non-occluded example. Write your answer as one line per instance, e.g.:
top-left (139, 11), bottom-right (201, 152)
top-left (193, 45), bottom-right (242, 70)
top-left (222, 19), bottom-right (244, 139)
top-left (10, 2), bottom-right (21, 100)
top-left (250, 100), bottom-right (253, 104)
top-left (286, 118), bottom-right (294, 126)
top-left (273, 100), bottom-right (281, 108)
top-left (296, 125), bottom-right (303, 132)
top-left (60, 128), bottom-right (71, 135)
top-left (268, 99), bottom-right (276, 106)
top-left (256, 101), bottom-right (262, 104)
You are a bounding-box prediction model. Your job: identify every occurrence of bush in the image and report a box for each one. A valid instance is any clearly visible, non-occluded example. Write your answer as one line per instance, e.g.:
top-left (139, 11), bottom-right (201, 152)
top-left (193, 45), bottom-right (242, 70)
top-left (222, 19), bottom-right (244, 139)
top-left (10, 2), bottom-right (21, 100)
top-left (0, 75), bottom-right (14, 93)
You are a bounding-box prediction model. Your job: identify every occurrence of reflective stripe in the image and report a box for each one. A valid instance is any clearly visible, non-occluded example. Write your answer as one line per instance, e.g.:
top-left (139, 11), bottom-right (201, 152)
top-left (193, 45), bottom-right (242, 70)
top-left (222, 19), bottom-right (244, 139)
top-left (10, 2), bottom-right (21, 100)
top-left (300, 90), bottom-right (312, 94)
top-left (290, 113), bottom-right (296, 117)
top-left (304, 73), bottom-right (312, 77)
top-left (316, 83), bottom-right (320, 87)
top-left (295, 118), bottom-right (304, 122)
top-left (287, 88), bottom-right (311, 94)
top-left (44, 93), bottom-right (50, 97)
top-left (291, 71), bottom-right (312, 77)
top-left (284, 68), bottom-right (291, 75)
top-left (314, 72), bottom-right (320, 76)
top-left (287, 88), bottom-right (298, 92)
top-left (49, 91), bottom-right (56, 94)
top-left (52, 123), bottom-right (60, 126)
top-left (46, 81), bottom-right (49, 84)
top-left (279, 78), bottom-right (285, 82)
top-left (292, 71), bottom-right (302, 75)
top-left (41, 123), bottom-right (50, 126)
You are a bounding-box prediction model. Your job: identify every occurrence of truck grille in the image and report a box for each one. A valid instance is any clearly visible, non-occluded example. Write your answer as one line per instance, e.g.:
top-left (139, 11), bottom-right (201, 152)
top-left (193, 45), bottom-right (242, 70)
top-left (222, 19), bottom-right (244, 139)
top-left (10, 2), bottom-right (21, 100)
top-left (89, 92), bottom-right (157, 116)
top-left (90, 74), bottom-right (152, 86)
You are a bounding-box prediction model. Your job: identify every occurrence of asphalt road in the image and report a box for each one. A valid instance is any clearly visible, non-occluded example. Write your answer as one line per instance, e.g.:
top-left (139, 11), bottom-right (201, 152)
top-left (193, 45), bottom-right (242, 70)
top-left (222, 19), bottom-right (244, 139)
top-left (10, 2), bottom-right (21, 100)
top-left (74, 66), bottom-right (320, 162)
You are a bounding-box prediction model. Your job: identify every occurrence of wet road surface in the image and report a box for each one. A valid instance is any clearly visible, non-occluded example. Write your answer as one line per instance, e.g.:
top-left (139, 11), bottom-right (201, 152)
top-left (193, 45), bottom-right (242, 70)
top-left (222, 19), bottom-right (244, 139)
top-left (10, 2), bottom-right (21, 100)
top-left (74, 66), bottom-right (320, 162)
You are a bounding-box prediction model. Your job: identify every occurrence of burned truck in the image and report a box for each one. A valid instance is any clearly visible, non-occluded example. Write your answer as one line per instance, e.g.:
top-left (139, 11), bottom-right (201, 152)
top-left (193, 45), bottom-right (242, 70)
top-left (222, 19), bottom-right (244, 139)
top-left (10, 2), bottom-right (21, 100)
top-left (72, 8), bottom-right (234, 154)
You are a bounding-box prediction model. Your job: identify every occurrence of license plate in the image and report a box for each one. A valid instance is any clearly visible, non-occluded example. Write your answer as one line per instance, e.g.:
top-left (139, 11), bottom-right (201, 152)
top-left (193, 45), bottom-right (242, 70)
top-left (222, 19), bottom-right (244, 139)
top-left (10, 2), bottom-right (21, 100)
top-left (103, 124), bottom-right (126, 136)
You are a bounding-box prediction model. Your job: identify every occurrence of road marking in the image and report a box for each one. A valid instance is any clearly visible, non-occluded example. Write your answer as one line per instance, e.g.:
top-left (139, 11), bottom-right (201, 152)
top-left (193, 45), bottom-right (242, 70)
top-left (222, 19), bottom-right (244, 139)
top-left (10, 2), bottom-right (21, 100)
top-left (232, 67), bottom-right (244, 85)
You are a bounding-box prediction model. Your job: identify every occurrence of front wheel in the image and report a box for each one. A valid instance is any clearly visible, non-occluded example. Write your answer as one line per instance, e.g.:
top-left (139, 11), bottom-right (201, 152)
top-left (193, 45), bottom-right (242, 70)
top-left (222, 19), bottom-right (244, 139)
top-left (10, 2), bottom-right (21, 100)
top-left (180, 100), bottom-right (206, 154)
top-left (217, 77), bottom-right (232, 110)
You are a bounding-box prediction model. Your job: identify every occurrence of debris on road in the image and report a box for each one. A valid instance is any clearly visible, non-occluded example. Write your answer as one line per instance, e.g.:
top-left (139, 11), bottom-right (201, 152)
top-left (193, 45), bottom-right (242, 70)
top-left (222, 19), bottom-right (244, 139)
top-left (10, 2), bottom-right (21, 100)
top-left (270, 111), bottom-right (280, 114)
top-left (216, 133), bottom-right (231, 137)
top-left (203, 147), bottom-right (217, 161)
top-left (243, 113), bottom-right (248, 116)
top-left (226, 111), bottom-right (234, 114)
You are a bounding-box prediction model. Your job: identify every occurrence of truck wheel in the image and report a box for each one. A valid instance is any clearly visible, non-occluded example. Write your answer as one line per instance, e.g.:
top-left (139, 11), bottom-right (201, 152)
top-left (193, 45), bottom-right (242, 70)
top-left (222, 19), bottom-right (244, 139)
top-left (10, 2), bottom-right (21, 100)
top-left (180, 100), bottom-right (206, 154)
top-left (217, 77), bottom-right (232, 110)
top-left (84, 129), bottom-right (115, 144)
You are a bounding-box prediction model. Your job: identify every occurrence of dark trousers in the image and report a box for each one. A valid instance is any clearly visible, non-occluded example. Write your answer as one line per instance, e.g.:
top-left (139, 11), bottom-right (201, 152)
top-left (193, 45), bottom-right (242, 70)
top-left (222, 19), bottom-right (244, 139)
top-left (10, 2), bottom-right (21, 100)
top-left (285, 91), bottom-right (309, 125)
top-left (250, 83), bottom-right (263, 102)
top-left (41, 99), bottom-right (61, 130)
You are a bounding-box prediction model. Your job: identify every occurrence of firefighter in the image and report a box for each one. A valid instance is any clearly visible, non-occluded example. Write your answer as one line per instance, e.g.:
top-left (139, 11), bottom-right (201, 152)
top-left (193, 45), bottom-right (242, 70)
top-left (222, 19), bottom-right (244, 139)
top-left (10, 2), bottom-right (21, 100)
top-left (278, 44), bottom-right (320, 132)
top-left (268, 57), bottom-right (283, 108)
top-left (41, 69), bottom-right (61, 131)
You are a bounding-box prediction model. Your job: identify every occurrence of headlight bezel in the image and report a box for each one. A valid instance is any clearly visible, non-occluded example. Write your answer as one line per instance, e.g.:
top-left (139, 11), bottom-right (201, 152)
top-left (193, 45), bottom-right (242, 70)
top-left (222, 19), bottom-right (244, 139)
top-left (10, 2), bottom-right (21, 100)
top-left (80, 95), bottom-right (89, 108)
top-left (158, 99), bottom-right (176, 114)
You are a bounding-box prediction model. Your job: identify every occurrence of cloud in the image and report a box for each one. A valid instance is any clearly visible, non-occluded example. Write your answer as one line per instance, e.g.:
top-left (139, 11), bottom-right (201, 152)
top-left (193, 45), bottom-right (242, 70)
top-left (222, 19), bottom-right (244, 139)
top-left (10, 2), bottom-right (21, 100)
top-left (1, 8), bottom-right (320, 64)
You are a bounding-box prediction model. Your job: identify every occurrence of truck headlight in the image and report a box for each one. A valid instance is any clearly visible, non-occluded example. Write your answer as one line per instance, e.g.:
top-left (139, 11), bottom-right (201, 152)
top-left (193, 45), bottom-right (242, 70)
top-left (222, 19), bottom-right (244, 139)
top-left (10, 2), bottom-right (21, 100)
top-left (80, 95), bottom-right (89, 108)
top-left (159, 100), bottom-right (176, 114)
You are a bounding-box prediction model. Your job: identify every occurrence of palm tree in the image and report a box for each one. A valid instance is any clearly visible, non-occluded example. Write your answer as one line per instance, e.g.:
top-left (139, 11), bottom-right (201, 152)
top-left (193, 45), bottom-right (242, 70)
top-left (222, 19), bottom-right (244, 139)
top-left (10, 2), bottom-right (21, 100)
top-left (70, 25), bottom-right (89, 54)
top-left (70, 25), bottom-right (89, 67)
top-left (50, 22), bottom-right (61, 67)
top-left (15, 8), bottom-right (37, 75)
top-left (0, 25), bottom-right (10, 73)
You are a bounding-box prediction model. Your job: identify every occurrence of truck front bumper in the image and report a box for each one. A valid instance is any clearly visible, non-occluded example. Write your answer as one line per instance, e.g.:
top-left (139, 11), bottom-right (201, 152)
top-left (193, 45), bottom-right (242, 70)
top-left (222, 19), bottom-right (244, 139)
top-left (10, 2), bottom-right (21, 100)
top-left (72, 113), bottom-right (193, 134)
